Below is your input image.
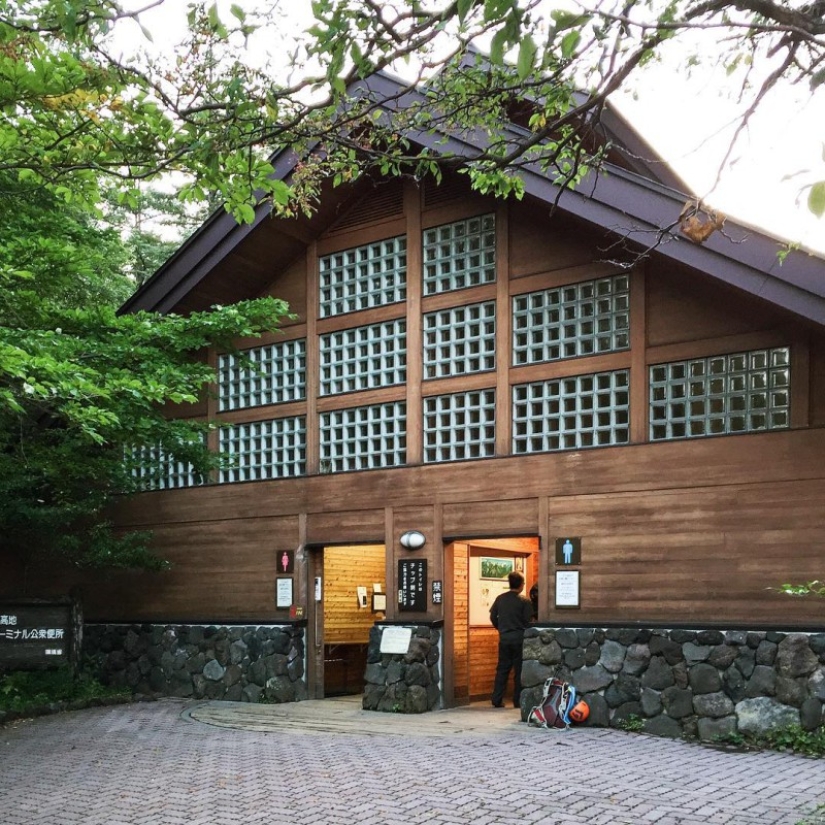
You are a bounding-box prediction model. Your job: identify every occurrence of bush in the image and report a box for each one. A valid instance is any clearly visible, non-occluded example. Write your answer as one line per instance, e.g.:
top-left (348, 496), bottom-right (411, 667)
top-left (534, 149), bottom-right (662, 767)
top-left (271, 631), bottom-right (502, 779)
top-left (0, 667), bottom-right (128, 715)
top-left (762, 725), bottom-right (825, 758)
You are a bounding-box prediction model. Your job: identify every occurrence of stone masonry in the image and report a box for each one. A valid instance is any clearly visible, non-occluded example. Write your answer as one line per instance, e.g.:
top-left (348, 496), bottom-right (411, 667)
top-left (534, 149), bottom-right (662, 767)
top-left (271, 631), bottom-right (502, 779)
top-left (84, 623), bottom-right (307, 703)
top-left (521, 626), bottom-right (825, 740)
top-left (363, 624), bottom-right (442, 713)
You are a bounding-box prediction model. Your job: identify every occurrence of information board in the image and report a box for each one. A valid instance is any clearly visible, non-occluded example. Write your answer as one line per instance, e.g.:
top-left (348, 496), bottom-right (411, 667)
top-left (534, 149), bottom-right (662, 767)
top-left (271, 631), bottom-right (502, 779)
top-left (554, 571), bottom-right (581, 608)
top-left (379, 626), bottom-right (413, 655)
top-left (0, 601), bottom-right (75, 670)
top-left (398, 559), bottom-right (427, 612)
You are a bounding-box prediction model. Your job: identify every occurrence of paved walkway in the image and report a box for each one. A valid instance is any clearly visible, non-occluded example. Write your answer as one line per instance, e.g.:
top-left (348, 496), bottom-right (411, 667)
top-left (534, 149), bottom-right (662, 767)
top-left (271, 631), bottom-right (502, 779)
top-left (1, 698), bottom-right (823, 825)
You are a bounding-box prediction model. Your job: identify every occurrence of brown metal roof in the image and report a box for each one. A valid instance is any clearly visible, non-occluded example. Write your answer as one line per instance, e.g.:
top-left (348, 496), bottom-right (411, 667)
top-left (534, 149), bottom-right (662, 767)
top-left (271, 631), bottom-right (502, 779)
top-left (121, 71), bottom-right (825, 325)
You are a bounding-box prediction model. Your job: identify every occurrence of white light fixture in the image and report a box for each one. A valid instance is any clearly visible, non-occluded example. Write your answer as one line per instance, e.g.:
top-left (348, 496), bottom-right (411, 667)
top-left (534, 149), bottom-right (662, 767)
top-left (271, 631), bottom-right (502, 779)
top-left (399, 530), bottom-right (426, 550)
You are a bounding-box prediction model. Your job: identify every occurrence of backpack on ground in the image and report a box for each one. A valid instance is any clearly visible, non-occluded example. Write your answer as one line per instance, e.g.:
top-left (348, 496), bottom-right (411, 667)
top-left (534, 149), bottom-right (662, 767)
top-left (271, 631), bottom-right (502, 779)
top-left (527, 676), bottom-right (577, 729)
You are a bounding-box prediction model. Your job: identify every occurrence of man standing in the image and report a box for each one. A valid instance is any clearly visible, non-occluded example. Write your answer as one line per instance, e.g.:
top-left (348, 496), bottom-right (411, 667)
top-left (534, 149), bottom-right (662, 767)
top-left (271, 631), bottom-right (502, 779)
top-left (490, 571), bottom-right (533, 708)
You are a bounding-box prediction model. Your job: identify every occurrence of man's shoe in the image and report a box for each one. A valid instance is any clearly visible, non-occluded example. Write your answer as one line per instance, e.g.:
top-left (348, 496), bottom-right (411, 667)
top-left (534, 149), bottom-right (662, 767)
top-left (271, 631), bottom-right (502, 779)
top-left (492, 701), bottom-right (504, 707)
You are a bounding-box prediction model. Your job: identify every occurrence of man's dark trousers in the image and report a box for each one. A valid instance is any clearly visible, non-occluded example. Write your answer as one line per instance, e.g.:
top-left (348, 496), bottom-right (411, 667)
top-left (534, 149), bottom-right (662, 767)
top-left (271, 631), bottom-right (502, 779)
top-left (492, 637), bottom-right (523, 707)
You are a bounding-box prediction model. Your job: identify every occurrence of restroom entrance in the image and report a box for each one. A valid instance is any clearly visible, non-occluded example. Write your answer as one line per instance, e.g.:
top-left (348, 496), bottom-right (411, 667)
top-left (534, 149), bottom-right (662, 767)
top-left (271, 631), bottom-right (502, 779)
top-left (308, 544), bottom-right (387, 698)
top-left (446, 537), bottom-right (539, 706)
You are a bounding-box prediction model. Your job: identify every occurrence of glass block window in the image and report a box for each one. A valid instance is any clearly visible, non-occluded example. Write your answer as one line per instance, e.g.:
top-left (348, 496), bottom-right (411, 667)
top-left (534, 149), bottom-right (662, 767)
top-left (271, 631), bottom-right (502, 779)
top-left (649, 347), bottom-right (790, 440)
top-left (218, 339), bottom-right (306, 412)
top-left (131, 442), bottom-right (205, 491)
top-left (319, 236), bottom-right (407, 318)
top-left (512, 370), bottom-right (630, 453)
top-left (320, 402), bottom-right (406, 472)
top-left (423, 301), bottom-right (496, 379)
top-left (423, 389), bottom-right (496, 463)
top-left (320, 319), bottom-right (406, 396)
top-left (512, 274), bottom-right (630, 365)
top-left (423, 214), bottom-right (496, 295)
top-left (219, 417), bottom-right (306, 483)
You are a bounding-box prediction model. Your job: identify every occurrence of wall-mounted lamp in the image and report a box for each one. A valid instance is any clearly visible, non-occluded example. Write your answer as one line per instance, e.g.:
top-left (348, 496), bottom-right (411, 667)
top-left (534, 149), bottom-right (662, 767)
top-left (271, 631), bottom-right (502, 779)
top-left (399, 530), bottom-right (426, 550)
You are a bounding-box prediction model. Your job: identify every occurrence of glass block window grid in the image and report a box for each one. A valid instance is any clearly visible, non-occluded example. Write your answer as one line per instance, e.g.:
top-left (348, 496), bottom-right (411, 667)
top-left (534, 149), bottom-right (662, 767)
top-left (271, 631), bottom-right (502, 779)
top-left (219, 417), bottom-right (306, 483)
top-left (512, 274), bottom-right (630, 365)
top-left (320, 402), bottom-right (406, 473)
top-left (649, 347), bottom-right (790, 440)
top-left (131, 444), bottom-right (204, 491)
top-left (320, 319), bottom-right (407, 396)
top-left (319, 236), bottom-right (407, 318)
top-left (423, 214), bottom-right (496, 295)
top-left (423, 389), bottom-right (496, 463)
top-left (423, 301), bottom-right (496, 379)
top-left (218, 339), bottom-right (306, 412)
top-left (512, 370), bottom-right (630, 453)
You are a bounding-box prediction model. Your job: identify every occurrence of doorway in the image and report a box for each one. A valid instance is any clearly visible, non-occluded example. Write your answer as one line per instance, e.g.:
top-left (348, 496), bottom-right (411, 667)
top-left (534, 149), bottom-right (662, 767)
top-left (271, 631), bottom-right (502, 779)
top-left (446, 536), bottom-right (539, 706)
top-left (309, 544), bottom-right (387, 698)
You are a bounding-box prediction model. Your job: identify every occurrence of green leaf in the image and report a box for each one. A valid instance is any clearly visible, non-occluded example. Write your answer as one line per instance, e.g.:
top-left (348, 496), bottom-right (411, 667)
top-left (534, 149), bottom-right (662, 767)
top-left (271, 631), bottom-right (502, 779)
top-left (808, 181), bottom-right (825, 218)
top-left (235, 203), bottom-right (257, 223)
top-left (516, 35), bottom-right (538, 80)
top-left (551, 10), bottom-right (590, 31)
top-left (560, 30), bottom-right (581, 59)
top-left (207, 2), bottom-right (222, 31)
top-left (490, 29), bottom-right (507, 66)
top-left (457, 0), bottom-right (474, 23)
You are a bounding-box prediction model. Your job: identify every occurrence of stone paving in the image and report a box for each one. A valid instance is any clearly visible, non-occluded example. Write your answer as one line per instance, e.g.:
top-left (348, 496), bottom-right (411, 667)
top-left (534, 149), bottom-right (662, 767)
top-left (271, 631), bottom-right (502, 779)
top-left (0, 698), bottom-right (823, 825)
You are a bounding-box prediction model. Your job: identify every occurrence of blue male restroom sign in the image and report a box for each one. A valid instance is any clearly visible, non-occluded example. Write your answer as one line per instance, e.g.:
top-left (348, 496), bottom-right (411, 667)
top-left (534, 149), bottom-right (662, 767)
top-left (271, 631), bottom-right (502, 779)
top-left (555, 537), bottom-right (582, 566)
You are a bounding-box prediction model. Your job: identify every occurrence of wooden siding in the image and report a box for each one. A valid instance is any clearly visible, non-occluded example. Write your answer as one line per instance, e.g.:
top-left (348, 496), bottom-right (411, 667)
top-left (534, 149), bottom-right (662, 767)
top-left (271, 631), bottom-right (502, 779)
top-left (469, 626), bottom-right (500, 700)
top-left (60, 426), bottom-right (824, 625)
top-left (646, 265), bottom-right (781, 348)
top-left (5, 180), bottom-right (825, 642)
top-left (508, 204), bottom-right (596, 278)
top-left (322, 545), bottom-right (386, 644)
top-left (451, 542), bottom-right (470, 700)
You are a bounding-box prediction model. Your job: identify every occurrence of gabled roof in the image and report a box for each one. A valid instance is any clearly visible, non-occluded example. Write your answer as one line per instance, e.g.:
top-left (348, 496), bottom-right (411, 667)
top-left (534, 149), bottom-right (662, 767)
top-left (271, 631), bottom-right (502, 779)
top-left (122, 70), bottom-right (825, 326)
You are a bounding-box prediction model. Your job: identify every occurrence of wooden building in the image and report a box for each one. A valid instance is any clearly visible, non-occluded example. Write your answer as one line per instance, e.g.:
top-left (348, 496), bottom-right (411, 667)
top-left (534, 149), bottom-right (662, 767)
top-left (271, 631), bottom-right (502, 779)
top-left (7, 71), bottom-right (825, 709)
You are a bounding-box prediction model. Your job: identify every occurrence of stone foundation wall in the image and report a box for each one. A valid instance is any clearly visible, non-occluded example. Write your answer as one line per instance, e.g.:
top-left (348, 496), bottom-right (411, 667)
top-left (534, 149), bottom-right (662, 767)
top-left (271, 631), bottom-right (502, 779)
top-left (522, 627), bottom-right (825, 740)
top-left (363, 625), bottom-right (442, 713)
top-left (84, 624), bottom-right (306, 703)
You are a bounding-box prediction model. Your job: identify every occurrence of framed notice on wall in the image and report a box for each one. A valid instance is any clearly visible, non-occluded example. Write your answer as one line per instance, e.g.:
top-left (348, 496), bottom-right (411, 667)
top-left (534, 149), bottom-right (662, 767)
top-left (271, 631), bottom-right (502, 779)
top-left (555, 570), bottom-right (580, 608)
top-left (276, 577), bottom-right (293, 609)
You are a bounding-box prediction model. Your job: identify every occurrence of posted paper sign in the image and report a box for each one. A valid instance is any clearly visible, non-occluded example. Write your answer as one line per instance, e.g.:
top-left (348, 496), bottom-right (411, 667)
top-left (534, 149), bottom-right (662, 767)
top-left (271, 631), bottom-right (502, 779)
top-left (555, 571), bottom-right (580, 608)
top-left (379, 626), bottom-right (413, 655)
top-left (276, 578), bottom-right (293, 609)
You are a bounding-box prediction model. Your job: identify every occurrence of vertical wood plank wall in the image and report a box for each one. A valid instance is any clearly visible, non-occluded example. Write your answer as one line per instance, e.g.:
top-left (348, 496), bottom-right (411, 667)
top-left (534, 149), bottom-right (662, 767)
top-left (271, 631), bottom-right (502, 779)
top-left (323, 545), bottom-right (386, 644)
top-left (452, 542), bottom-right (470, 700)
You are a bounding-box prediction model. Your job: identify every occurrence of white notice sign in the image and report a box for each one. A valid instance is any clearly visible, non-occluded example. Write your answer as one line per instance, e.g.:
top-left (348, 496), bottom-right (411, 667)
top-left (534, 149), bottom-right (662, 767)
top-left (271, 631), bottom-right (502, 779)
top-left (555, 571), bottom-right (580, 608)
top-left (379, 626), bottom-right (413, 655)
top-left (276, 578), bottom-right (293, 609)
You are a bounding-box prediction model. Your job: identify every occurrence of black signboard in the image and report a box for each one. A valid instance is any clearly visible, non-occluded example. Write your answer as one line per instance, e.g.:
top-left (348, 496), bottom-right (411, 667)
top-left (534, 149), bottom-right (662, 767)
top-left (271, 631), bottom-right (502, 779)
top-left (398, 559), bottom-right (427, 612)
top-left (555, 537), bottom-right (582, 566)
top-left (0, 600), bottom-right (76, 671)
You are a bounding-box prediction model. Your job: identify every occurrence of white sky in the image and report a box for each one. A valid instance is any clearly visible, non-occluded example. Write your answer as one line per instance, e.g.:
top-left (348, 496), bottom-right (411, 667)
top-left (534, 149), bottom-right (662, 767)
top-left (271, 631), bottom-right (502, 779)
top-left (119, 0), bottom-right (825, 255)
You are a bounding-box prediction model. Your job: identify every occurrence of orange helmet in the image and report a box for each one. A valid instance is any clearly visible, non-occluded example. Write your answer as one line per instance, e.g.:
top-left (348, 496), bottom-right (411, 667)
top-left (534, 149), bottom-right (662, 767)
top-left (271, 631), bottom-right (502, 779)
top-left (569, 700), bottom-right (590, 723)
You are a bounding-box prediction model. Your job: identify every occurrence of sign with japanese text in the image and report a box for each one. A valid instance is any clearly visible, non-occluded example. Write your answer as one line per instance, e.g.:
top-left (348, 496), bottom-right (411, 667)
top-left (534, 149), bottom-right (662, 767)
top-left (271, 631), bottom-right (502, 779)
top-left (555, 571), bottom-right (581, 608)
top-left (0, 601), bottom-right (74, 670)
top-left (431, 580), bottom-right (443, 605)
top-left (379, 626), bottom-right (413, 655)
top-left (398, 559), bottom-right (427, 612)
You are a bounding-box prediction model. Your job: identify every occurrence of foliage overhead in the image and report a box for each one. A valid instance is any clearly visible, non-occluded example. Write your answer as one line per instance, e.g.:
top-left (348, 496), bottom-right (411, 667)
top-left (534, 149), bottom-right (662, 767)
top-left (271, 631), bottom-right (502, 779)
top-left (0, 0), bottom-right (822, 226)
top-left (0, 174), bottom-right (291, 571)
top-left (1, 0), bottom-right (823, 573)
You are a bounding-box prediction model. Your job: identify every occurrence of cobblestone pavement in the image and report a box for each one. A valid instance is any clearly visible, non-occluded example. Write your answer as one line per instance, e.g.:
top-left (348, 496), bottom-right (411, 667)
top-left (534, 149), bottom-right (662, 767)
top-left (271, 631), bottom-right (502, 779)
top-left (1, 698), bottom-right (823, 825)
